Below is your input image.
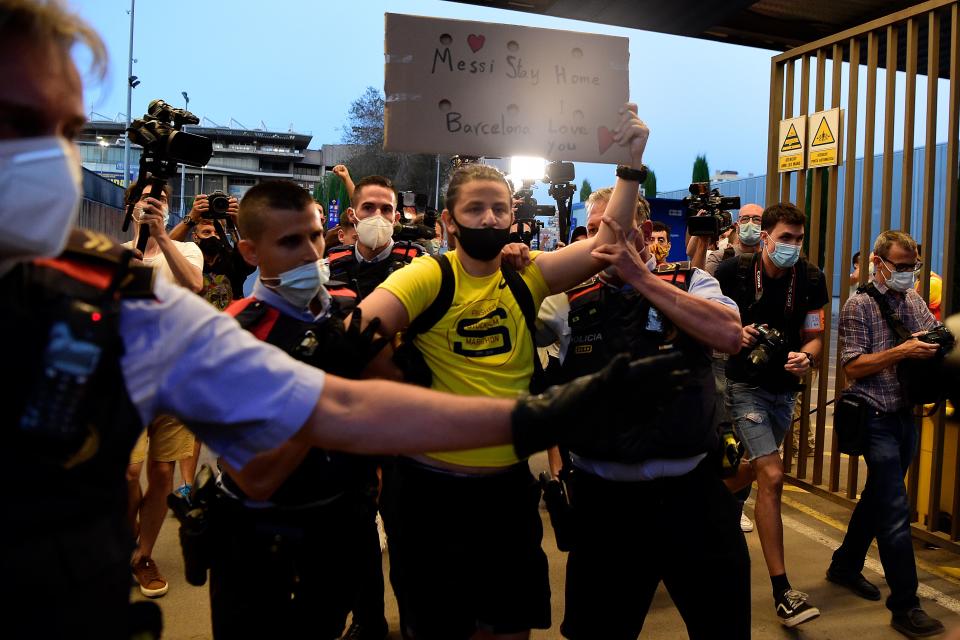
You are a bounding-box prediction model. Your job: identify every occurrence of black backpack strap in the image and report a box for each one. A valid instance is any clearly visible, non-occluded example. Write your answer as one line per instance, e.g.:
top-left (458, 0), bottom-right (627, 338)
top-left (405, 254), bottom-right (455, 340)
top-left (861, 283), bottom-right (913, 342)
top-left (736, 252), bottom-right (758, 308)
top-left (500, 264), bottom-right (547, 393)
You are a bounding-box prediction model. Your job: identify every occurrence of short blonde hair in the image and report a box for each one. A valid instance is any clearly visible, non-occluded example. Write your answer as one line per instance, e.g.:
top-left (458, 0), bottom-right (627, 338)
top-left (586, 187), bottom-right (649, 224)
top-left (874, 230), bottom-right (918, 259)
top-left (0, 0), bottom-right (107, 77)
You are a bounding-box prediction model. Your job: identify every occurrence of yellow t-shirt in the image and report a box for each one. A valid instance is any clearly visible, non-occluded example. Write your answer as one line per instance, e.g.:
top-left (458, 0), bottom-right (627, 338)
top-left (378, 249), bottom-right (550, 468)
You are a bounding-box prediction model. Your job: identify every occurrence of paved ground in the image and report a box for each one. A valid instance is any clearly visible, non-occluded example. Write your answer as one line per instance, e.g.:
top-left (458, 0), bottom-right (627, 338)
top-left (136, 450), bottom-right (960, 639)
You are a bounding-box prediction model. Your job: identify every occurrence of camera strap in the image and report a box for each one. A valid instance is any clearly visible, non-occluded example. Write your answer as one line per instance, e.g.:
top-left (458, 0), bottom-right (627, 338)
top-left (860, 283), bottom-right (913, 343)
top-left (745, 252), bottom-right (797, 317)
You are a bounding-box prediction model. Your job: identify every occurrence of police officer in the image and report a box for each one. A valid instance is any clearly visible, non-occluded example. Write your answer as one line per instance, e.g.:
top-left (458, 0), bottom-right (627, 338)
top-left (0, 3), bottom-right (655, 635)
top-left (326, 175), bottom-right (424, 300)
top-left (539, 208), bottom-right (749, 640)
top-left (204, 180), bottom-right (388, 639)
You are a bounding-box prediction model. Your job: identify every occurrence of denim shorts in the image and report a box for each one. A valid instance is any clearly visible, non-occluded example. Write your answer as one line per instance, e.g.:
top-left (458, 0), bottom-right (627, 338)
top-left (726, 382), bottom-right (797, 459)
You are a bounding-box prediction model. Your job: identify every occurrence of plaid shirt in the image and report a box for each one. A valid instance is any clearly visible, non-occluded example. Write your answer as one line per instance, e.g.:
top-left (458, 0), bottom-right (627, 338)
top-left (840, 283), bottom-right (939, 411)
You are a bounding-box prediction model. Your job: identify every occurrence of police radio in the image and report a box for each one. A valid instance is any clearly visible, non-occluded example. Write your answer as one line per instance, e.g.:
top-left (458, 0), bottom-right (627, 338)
top-left (18, 300), bottom-right (108, 464)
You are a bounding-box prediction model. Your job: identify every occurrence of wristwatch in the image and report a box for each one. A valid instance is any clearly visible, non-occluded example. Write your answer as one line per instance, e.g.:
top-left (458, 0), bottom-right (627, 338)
top-left (616, 164), bottom-right (648, 183)
top-left (183, 217), bottom-right (198, 227)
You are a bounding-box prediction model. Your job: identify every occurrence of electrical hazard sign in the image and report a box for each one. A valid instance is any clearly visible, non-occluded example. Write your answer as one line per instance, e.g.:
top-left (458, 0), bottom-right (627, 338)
top-left (778, 116), bottom-right (806, 173)
top-left (807, 108), bottom-right (842, 168)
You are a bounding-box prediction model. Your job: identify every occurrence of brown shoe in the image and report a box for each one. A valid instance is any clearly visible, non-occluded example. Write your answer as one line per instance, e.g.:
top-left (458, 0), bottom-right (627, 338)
top-left (132, 556), bottom-right (168, 598)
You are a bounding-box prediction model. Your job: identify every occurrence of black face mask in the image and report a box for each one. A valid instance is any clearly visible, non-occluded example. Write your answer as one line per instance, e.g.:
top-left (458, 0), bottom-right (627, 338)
top-left (198, 237), bottom-right (228, 267)
top-left (452, 217), bottom-right (511, 261)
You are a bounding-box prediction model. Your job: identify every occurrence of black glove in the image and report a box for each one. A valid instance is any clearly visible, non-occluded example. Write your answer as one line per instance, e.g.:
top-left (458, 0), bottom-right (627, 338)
top-left (511, 350), bottom-right (692, 459)
top-left (320, 308), bottom-right (389, 379)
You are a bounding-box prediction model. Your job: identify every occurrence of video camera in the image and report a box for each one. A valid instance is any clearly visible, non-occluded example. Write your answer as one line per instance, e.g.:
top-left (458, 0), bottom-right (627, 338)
top-left (682, 182), bottom-right (738, 237)
top-left (394, 190), bottom-right (439, 242)
top-left (123, 99), bottom-right (213, 251)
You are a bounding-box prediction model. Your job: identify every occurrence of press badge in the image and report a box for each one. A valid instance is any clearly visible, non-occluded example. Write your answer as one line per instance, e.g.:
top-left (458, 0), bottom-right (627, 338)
top-left (803, 309), bottom-right (825, 334)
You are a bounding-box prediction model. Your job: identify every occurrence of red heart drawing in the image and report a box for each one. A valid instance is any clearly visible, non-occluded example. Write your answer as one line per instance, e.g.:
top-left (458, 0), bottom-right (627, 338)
top-left (467, 34), bottom-right (485, 53)
top-left (597, 126), bottom-right (615, 155)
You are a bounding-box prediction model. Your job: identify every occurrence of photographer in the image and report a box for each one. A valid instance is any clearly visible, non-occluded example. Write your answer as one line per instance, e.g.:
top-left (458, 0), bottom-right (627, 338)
top-left (539, 203), bottom-right (747, 639)
top-left (123, 183), bottom-right (203, 292)
top-left (0, 3), bottom-right (667, 635)
top-left (705, 203), bottom-right (762, 277)
top-left (715, 202), bottom-right (829, 627)
top-left (171, 193), bottom-right (255, 305)
top-left (828, 231), bottom-right (944, 638)
top-left (327, 176), bottom-right (425, 300)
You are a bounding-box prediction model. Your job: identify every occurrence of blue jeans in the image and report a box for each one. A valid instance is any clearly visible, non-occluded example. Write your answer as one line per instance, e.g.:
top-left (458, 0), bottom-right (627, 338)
top-left (727, 382), bottom-right (796, 459)
top-left (830, 410), bottom-right (920, 612)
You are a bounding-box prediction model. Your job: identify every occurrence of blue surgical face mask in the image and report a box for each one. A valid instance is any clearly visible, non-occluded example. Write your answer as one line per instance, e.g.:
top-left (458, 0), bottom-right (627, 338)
top-left (767, 240), bottom-right (801, 269)
top-left (738, 222), bottom-right (760, 246)
top-left (262, 258), bottom-right (329, 309)
top-left (879, 260), bottom-right (915, 292)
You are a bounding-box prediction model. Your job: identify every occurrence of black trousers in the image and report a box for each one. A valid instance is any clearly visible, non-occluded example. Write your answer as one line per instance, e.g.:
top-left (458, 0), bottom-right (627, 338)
top-left (209, 493), bottom-right (374, 639)
top-left (561, 460), bottom-right (751, 640)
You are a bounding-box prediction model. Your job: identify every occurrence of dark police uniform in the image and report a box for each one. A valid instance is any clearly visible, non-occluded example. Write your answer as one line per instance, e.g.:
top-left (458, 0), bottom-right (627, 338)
top-left (553, 264), bottom-right (751, 640)
top-left (2, 230), bottom-right (332, 638)
top-left (326, 240), bottom-right (424, 300)
top-left (209, 283), bottom-right (382, 639)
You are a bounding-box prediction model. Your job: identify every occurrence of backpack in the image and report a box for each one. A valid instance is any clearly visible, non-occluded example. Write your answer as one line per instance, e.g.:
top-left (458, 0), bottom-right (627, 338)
top-left (392, 254), bottom-right (546, 393)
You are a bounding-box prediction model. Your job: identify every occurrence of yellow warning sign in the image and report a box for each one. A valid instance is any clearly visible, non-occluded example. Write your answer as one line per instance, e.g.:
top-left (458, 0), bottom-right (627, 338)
top-left (811, 118), bottom-right (835, 146)
top-left (807, 108), bottom-right (842, 168)
top-left (777, 116), bottom-right (806, 173)
top-left (781, 124), bottom-right (802, 152)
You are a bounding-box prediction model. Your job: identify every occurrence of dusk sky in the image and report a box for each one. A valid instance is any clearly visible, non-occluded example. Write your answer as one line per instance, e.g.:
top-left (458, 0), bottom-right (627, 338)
top-left (69, 1), bottom-right (950, 203)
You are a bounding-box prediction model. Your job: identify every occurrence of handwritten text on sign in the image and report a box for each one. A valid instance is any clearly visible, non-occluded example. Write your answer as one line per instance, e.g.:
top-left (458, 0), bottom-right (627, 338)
top-left (383, 13), bottom-right (631, 164)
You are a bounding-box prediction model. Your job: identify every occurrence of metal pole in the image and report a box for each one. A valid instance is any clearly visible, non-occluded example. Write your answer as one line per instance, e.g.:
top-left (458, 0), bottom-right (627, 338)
top-left (123, 0), bottom-right (135, 189)
top-left (179, 93), bottom-right (188, 216)
top-left (434, 154), bottom-right (440, 208)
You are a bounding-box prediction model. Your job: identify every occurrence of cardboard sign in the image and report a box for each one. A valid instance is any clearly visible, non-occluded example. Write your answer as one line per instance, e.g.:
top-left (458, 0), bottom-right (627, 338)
top-left (383, 13), bottom-right (631, 164)
top-left (807, 108), bottom-right (842, 168)
top-left (777, 116), bottom-right (806, 173)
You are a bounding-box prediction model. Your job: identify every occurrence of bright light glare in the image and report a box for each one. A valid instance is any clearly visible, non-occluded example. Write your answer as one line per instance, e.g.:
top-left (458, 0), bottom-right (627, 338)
top-left (510, 156), bottom-right (546, 182)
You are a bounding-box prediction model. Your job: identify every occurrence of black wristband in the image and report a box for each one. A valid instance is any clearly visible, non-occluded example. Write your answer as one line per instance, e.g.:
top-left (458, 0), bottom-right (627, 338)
top-left (616, 164), bottom-right (648, 183)
top-left (802, 351), bottom-right (816, 368)
top-left (183, 217), bottom-right (197, 227)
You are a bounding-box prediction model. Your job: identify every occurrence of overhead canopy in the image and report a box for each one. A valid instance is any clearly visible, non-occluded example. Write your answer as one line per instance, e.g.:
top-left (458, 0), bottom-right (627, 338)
top-left (444, 0), bottom-right (953, 77)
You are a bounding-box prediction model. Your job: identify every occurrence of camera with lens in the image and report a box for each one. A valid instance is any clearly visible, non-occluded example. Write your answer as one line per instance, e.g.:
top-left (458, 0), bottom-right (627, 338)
top-left (899, 325), bottom-right (958, 405)
top-left (124, 99), bottom-right (214, 251)
top-left (205, 190), bottom-right (231, 219)
top-left (681, 182), bottom-right (738, 237)
top-left (747, 323), bottom-right (788, 370)
top-left (917, 326), bottom-right (956, 353)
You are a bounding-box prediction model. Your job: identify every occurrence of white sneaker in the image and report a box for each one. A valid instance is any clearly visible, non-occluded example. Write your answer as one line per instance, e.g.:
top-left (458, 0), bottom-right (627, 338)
top-left (740, 512), bottom-right (754, 532)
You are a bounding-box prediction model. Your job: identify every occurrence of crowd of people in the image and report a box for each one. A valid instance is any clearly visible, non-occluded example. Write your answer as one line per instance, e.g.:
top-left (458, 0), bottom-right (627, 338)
top-left (2, 1), bottom-right (959, 640)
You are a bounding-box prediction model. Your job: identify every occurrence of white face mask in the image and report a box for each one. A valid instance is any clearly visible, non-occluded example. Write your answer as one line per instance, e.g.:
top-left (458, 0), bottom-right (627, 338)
top-left (0, 136), bottom-right (82, 267)
top-left (356, 215), bottom-right (394, 250)
top-left (262, 258), bottom-right (330, 309)
top-left (879, 259), bottom-right (916, 293)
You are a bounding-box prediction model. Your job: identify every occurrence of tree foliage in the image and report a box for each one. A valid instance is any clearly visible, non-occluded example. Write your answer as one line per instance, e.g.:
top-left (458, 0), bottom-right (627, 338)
top-left (579, 178), bottom-right (592, 203)
top-left (692, 154), bottom-right (710, 184)
top-left (642, 169), bottom-right (657, 198)
top-left (341, 86), bottom-right (453, 203)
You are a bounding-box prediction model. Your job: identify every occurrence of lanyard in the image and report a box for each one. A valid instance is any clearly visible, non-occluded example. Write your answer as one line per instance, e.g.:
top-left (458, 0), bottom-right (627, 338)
top-left (753, 255), bottom-right (797, 317)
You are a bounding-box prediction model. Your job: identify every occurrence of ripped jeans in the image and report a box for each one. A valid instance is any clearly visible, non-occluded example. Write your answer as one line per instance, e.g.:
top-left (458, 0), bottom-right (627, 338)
top-left (726, 382), bottom-right (796, 459)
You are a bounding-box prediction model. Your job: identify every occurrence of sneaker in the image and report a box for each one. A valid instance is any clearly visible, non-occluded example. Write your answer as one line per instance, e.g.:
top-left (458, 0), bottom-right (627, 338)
top-left (132, 556), bottom-right (168, 598)
top-left (775, 589), bottom-right (820, 627)
top-left (341, 621), bottom-right (388, 640)
top-left (174, 483), bottom-right (192, 500)
top-left (740, 512), bottom-right (754, 532)
top-left (890, 607), bottom-right (944, 638)
top-left (826, 567), bottom-right (881, 601)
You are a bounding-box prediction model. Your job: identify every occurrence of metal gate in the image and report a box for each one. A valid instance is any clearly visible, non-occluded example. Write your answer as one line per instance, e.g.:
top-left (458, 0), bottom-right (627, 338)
top-left (765, 0), bottom-right (960, 548)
